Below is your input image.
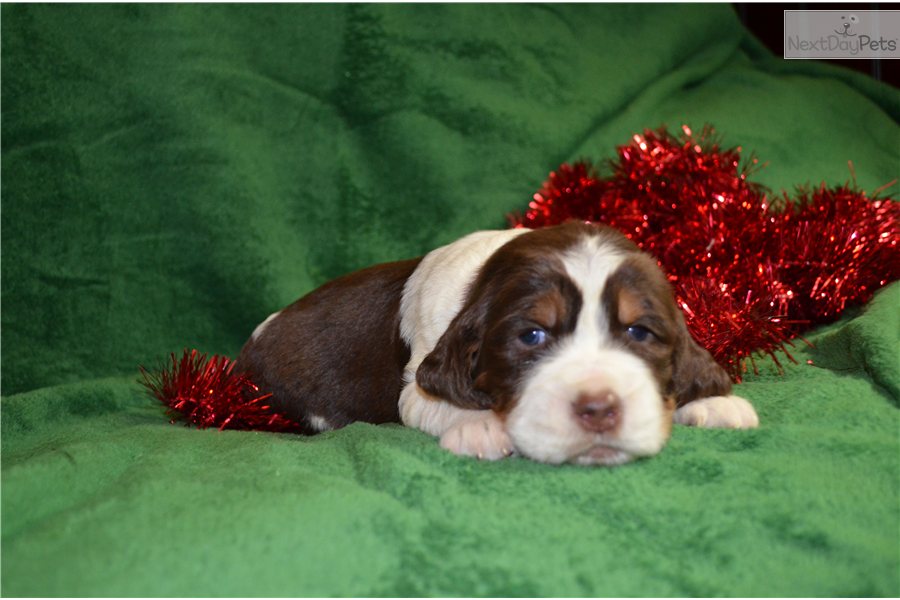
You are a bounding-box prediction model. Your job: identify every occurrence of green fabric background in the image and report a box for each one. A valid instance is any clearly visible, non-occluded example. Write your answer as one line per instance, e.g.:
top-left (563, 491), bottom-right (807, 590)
top-left (2, 4), bottom-right (898, 597)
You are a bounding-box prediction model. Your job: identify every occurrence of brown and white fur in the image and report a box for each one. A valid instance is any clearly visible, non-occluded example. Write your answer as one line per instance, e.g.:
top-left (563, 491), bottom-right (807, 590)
top-left (238, 222), bottom-right (758, 466)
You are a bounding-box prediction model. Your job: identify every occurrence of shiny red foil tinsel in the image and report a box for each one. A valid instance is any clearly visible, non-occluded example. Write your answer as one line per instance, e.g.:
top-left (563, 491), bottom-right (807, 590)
top-left (510, 125), bottom-right (899, 378)
top-left (140, 349), bottom-right (303, 432)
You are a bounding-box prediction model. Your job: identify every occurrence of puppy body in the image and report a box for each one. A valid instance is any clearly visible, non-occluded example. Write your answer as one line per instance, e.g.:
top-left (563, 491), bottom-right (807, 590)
top-left (238, 223), bottom-right (758, 464)
top-left (238, 257), bottom-right (421, 433)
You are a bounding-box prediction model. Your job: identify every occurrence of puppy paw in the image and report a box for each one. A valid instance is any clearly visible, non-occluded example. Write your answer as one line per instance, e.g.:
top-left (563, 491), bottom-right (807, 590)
top-left (439, 411), bottom-right (514, 460)
top-left (674, 395), bottom-right (759, 429)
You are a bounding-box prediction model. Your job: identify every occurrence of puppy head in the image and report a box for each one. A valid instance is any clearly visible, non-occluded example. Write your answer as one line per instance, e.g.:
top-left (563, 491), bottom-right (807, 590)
top-left (416, 222), bottom-right (731, 465)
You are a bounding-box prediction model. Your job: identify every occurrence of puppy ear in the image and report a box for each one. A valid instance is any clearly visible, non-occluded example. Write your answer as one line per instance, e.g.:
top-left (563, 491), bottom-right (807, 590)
top-left (415, 302), bottom-right (494, 410)
top-left (669, 314), bottom-right (733, 406)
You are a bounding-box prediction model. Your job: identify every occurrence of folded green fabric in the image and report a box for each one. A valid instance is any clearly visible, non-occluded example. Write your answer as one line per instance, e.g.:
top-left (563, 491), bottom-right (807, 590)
top-left (2, 4), bottom-right (898, 597)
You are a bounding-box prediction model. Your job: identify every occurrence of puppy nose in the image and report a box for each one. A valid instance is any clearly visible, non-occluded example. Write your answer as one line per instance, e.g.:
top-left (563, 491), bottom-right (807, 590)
top-left (574, 391), bottom-right (621, 433)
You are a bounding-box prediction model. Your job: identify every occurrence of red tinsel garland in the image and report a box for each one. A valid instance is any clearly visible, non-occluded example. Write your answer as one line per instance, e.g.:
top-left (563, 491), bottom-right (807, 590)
top-left (139, 349), bottom-right (303, 432)
top-left (141, 125), bottom-right (898, 430)
top-left (510, 125), bottom-right (899, 378)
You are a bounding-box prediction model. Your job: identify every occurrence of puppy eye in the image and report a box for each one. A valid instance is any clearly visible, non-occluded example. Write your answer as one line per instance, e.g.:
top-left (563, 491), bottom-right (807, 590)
top-left (626, 325), bottom-right (654, 342)
top-left (518, 328), bottom-right (547, 346)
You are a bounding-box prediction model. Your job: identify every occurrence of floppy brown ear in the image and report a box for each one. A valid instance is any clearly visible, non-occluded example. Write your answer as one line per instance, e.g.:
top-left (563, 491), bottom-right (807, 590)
top-left (415, 301), bottom-right (494, 410)
top-left (669, 315), bottom-right (733, 407)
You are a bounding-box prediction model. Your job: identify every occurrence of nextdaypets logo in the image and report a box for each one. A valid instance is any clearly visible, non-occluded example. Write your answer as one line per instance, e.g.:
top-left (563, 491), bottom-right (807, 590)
top-left (784, 10), bottom-right (900, 59)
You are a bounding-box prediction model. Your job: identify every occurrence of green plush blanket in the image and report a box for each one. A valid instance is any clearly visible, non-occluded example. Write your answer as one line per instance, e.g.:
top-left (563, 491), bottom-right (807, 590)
top-left (2, 4), bottom-right (898, 597)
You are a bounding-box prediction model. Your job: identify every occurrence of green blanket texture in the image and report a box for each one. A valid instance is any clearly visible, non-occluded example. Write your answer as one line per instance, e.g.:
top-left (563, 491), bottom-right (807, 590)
top-left (3, 4), bottom-right (898, 597)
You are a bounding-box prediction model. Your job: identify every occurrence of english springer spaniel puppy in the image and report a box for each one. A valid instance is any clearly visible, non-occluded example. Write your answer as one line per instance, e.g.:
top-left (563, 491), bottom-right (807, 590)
top-left (238, 222), bottom-right (758, 465)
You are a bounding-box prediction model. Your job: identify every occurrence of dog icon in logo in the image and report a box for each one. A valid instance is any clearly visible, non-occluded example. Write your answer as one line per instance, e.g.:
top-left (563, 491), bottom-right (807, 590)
top-left (834, 14), bottom-right (859, 37)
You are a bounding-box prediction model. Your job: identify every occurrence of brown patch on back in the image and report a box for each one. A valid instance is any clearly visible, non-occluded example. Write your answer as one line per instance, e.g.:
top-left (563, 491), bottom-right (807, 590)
top-left (237, 257), bottom-right (422, 432)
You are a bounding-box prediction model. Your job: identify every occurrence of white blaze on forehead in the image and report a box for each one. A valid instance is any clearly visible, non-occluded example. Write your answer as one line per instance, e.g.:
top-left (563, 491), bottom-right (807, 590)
top-left (561, 234), bottom-right (627, 348)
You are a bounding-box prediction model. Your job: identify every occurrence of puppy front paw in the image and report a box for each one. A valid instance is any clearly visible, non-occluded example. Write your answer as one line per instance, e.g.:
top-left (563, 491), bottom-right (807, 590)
top-left (439, 411), bottom-right (514, 460)
top-left (674, 395), bottom-right (759, 429)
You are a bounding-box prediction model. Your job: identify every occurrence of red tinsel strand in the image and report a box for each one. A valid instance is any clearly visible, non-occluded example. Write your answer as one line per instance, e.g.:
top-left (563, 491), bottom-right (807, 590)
top-left (773, 186), bottom-right (899, 323)
top-left (139, 348), bottom-right (304, 433)
top-left (510, 125), bottom-right (899, 379)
